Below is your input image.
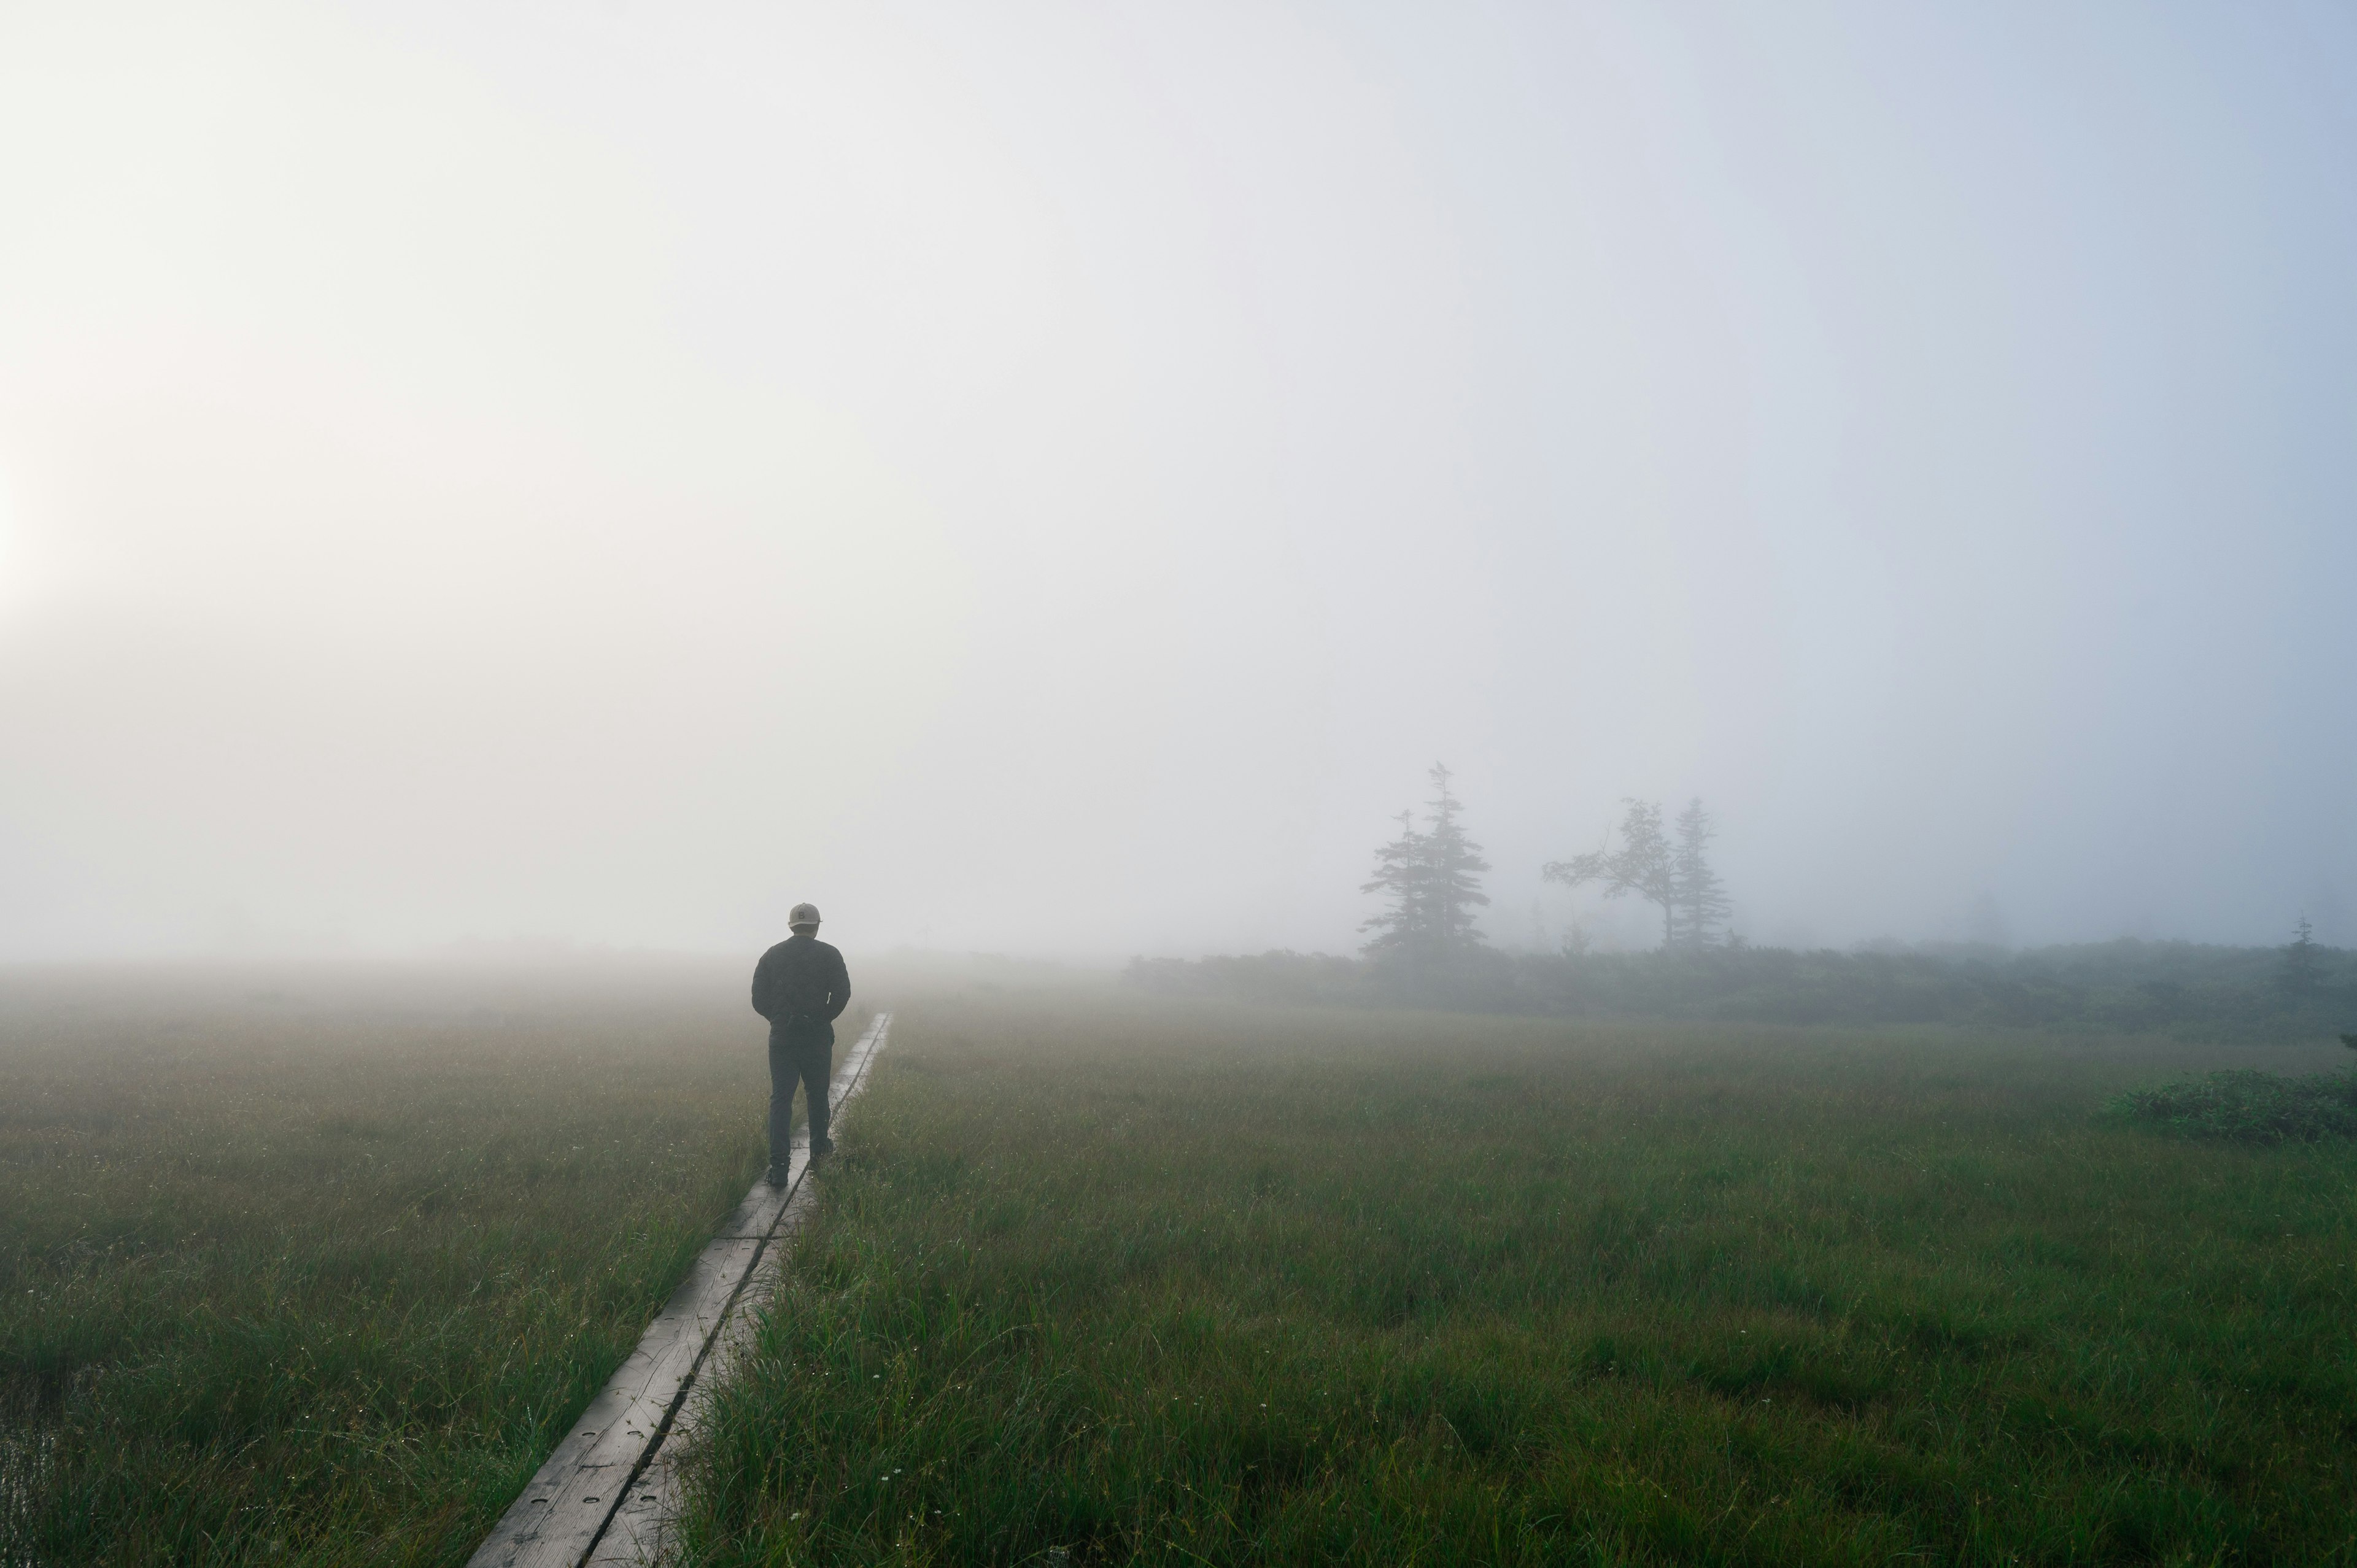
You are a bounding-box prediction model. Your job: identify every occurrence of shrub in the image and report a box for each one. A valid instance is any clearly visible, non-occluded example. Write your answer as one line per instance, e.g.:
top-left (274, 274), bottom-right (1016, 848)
top-left (2108, 1067), bottom-right (2357, 1143)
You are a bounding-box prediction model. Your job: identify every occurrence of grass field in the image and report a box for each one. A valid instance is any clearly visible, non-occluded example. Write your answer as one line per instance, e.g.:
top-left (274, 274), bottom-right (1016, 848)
top-left (677, 993), bottom-right (2357, 1567)
top-left (7, 973), bottom-right (2353, 1566)
top-left (0, 962), bottom-right (849, 1567)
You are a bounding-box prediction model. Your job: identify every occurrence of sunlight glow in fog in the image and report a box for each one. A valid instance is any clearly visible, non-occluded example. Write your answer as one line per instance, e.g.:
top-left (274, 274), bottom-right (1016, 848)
top-left (0, 463), bottom-right (14, 601)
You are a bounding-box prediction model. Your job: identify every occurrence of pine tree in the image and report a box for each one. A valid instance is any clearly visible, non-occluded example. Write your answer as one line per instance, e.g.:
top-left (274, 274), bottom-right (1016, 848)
top-left (2279, 915), bottom-right (2324, 1000)
top-left (1669, 798), bottom-right (1732, 949)
top-left (1359, 809), bottom-right (1429, 957)
top-left (1544, 798), bottom-right (1677, 949)
top-left (1360, 763), bottom-right (1490, 961)
top-left (1420, 763), bottom-right (1491, 954)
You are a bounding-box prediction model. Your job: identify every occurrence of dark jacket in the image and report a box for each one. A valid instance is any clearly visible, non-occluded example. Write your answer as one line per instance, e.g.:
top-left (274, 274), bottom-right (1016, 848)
top-left (751, 933), bottom-right (851, 1035)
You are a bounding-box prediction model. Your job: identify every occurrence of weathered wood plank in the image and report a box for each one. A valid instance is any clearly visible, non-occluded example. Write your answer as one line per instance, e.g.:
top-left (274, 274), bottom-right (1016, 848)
top-left (575, 1244), bottom-right (795, 1567)
top-left (579, 1446), bottom-right (681, 1568)
top-left (579, 1023), bottom-right (888, 1566)
top-left (468, 1237), bottom-right (758, 1568)
top-left (712, 1162), bottom-right (800, 1240)
top-left (578, 1228), bottom-right (797, 1566)
top-left (466, 1011), bottom-right (892, 1568)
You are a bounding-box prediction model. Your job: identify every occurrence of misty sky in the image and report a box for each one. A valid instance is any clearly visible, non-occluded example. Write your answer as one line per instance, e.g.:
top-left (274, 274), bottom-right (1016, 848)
top-left (3, 2), bottom-right (2353, 961)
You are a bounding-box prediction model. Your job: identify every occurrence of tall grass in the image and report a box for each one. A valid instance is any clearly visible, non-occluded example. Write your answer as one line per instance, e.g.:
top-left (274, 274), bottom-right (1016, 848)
top-left (0, 965), bottom-right (832, 1566)
top-left (679, 994), bottom-right (2357, 1566)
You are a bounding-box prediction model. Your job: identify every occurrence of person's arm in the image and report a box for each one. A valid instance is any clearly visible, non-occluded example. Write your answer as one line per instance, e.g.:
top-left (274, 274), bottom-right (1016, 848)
top-left (824, 946), bottom-right (851, 1022)
top-left (750, 949), bottom-right (776, 1021)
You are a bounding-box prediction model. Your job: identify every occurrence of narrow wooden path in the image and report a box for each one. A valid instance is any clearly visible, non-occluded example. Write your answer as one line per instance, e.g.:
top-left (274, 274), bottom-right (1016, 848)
top-left (468, 1012), bottom-right (894, 1568)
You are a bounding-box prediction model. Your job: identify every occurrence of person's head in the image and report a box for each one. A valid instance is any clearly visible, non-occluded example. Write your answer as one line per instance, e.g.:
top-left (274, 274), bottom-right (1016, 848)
top-left (788, 902), bottom-right (821, 937)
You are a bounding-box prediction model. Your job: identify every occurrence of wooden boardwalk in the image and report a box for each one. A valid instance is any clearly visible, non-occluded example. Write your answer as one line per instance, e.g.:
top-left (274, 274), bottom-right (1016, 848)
top-left (467, 1012), bottom-right (894, 1568)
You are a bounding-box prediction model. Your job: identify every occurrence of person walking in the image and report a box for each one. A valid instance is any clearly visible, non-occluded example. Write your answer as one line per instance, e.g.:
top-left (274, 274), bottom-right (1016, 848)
top-left (750, 902), bottom-right (852, 1185)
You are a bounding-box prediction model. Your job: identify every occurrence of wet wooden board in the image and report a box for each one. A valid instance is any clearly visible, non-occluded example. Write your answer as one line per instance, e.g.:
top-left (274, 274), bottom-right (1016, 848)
top-left (467, 1011), bottom-right (893, 1568)
top-left (577, 1242), bottom-right (782, 1567)
top-left (583, 1035), bottom-right (884, 1566)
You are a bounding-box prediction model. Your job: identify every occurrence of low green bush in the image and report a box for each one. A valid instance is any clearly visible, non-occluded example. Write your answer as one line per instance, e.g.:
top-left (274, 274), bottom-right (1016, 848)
top-left (2110, 1050), bottom-right (2357, 1143)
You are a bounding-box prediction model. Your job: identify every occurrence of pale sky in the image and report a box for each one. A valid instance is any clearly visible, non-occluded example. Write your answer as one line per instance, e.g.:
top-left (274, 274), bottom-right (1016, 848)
top-left (2, 2), bottom-right (2352, 960)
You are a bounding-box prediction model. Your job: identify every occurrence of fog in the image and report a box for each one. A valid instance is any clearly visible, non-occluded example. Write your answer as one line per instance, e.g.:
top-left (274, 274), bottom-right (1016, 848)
top-left (3, 2), bottom-right (2352, 962)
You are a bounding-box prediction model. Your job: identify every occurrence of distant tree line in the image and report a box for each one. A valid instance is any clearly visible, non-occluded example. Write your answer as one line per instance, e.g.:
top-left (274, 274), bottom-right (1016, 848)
top-left (1124, 767), bottom-right (2353, 1042)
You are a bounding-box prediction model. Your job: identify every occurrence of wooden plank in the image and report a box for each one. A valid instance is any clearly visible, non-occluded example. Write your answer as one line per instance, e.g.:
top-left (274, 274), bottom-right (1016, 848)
top-left (575, 1246), bottom-right (796, 1567)
top-left (581, 1023), bottom-right (889, 1566)
top-left (580, 1445), bottom-right (681, 1568)
top-left (467, 1237), bottom-right (759, 1568)
top-left (467, 1011), bottom-right (892, 1568)
top-left (572, 1242), bottom-right (808, 1566)
top-left (712, 1165), bottom-right (797, 1240)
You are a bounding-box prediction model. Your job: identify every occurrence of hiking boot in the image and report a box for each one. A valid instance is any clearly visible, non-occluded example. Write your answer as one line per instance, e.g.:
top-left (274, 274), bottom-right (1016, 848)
top-left (766, 1164), bottom-right (792, 1186)
top-left (809, 1138), bottom-right (835, 1160)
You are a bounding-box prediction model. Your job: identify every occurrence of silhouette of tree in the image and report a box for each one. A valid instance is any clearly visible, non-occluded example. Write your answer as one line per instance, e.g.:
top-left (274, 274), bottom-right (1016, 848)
top-left (1544, 798), bottom-right (1676, 949)
top-left (2279, 914), bottom-right (2324, 1000)
top-left (1360, 808), bottom-right (1428, 959)
top-left (1361, 763), bottom-right (1490, 960)
top-left (1670, 798), bottom-right (1732, 949)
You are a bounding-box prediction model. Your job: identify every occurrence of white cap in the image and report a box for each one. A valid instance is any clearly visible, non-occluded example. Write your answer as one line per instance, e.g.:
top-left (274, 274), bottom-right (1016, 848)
top-left (788, 902), bottom-right (821, 929)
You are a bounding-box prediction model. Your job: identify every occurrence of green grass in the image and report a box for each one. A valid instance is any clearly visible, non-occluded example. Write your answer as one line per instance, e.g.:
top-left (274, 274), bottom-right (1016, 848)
top-left (0, 964), bottom-right (841, 1566)
top-left (10, 973), bottom-right (2356, 1565)
top-left (678, 994), bottom-right (2357, 1566)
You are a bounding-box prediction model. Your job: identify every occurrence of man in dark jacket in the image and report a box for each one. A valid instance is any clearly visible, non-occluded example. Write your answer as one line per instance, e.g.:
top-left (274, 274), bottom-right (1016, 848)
top-left (749, 902), bottom-right (852, 1184)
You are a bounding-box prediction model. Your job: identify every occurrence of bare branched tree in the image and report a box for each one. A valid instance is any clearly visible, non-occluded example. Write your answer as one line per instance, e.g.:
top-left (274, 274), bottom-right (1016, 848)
top-left (1544, 798), bottom-right (1676, 949)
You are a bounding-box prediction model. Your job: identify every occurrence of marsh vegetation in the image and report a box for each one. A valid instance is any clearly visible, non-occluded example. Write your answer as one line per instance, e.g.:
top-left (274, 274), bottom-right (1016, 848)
top-left (8, 974), bottom-right (2353, 1565)
top-left (681, 992), bottom-right (2357, 1566)
top-left (0, 967), bottom-right (838, 1566)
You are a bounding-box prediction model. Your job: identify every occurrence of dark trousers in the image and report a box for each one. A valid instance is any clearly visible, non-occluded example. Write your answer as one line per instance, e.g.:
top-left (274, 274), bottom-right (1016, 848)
top-left (768, 1021), bottom-right (835, 1167)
